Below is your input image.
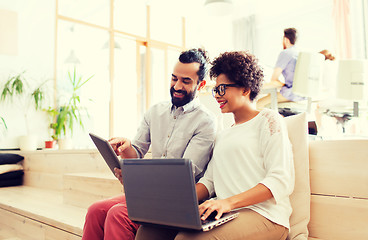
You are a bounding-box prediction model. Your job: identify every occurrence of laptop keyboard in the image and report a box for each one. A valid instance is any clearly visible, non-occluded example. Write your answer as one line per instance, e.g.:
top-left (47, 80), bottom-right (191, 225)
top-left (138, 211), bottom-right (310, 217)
top-left (201, 211), bottom-right (218, 225)
top-left (201, 218), bottom-right (217, 225)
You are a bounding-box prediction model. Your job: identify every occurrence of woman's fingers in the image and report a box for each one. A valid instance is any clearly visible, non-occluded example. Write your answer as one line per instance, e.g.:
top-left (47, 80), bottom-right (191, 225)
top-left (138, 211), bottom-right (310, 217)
top-left (198, 200), bottom-right (211, 216)
top-left (215, 209), bottom-right (223, 220)
top-left (198, 199), bottom-right (230, 220)
top-left (199, 200), bottom-right (220, 220)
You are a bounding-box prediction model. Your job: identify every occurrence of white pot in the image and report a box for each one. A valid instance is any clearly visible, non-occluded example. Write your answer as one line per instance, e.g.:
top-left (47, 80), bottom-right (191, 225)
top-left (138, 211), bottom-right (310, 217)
top-left (58, 138), bottom-right (73, 150)
top-left (19, 135), bottom-right (38, 151)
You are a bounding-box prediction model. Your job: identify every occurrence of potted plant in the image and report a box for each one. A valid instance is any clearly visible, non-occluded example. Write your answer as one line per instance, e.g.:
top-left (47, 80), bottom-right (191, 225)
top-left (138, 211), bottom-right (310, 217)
top-left (0, 72), bottom-right (47, 150)
top-left (47, 68), bottom-right (92, 149)
top-left (43, 107), bottom-right (58, 149)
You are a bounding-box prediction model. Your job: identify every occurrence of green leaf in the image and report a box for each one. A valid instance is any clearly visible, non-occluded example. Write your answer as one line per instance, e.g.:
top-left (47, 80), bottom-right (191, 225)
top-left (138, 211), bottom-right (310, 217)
top-left (12, 75), bottom-right (24, 95)
top-left (0, 117), bottom-right (7, 130)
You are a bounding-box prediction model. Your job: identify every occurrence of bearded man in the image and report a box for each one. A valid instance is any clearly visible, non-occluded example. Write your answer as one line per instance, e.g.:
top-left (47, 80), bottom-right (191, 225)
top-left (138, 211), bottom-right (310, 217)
top-left (82, 48), bottom-right (217, 240)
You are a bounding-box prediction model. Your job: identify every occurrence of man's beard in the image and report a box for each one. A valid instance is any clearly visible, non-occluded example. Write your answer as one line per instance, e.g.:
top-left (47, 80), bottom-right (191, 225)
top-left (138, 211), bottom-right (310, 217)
top-left (170, 86), bottom-right (196, 107)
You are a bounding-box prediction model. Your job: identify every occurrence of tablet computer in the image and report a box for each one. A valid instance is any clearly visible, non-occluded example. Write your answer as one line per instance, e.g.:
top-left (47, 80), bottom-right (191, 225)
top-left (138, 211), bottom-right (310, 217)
top-left (89, 133), bottom-right (120, 174)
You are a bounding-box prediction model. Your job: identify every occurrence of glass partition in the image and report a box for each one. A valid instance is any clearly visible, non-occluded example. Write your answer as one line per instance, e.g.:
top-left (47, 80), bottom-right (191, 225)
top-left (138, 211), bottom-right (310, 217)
top-left (150, 48), bottom-right (167, 106)
top-left (113, 35), bottom-right (140, 139)
top-left (58, 0), bottom-right (109, 27)
top-left (57, 20), bottom-right (110, 146)
top-left (56, 1), bottom-right (185, 144)
top-left (114, 0), bottom-right (146, 37)
top-left (150, 3), bottom-right (182, 46)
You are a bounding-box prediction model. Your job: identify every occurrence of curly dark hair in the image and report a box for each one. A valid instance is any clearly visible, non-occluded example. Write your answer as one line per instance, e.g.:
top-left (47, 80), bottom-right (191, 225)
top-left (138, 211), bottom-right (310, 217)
top-left (210, 51), bottom-right (264, 101)
top-left (179, 48), bottom-right (209, 83)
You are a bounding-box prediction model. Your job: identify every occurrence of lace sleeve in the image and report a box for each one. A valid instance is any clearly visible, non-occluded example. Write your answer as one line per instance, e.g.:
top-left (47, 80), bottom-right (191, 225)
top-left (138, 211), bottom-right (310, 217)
top-left (259, 110), bottom-right (294, 204)
top-left (262, 111), bottom-right (282, 136)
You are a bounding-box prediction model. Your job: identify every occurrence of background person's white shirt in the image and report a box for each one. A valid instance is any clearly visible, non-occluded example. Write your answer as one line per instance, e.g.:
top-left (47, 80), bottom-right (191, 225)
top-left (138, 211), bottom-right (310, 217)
top-left (199, 109), bottom-right (295, 229)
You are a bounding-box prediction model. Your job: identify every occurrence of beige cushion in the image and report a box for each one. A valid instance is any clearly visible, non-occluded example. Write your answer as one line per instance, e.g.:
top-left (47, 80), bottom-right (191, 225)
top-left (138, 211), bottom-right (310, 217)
top-left (0, 164), bottom-right (23, 174)
top-left (284, 112), bottom-right (310, 240)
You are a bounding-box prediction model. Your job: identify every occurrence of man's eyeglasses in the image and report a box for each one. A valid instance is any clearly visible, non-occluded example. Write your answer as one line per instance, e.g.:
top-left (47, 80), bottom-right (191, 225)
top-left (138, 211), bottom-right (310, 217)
top-left (212, 84), bottom-right (240, 97)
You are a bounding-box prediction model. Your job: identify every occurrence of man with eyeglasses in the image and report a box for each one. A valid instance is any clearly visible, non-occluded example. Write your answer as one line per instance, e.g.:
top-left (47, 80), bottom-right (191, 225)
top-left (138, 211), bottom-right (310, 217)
top-left (82, 48), bottom-right (217, 240)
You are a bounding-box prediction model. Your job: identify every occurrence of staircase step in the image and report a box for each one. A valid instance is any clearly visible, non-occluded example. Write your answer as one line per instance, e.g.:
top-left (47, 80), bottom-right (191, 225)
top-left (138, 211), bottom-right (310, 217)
top-left (0, 186), bottom-right (86, 239)
top-left (63, 172), bottom-right (123, 209)
top-left (23, 150), bottom-right (110, 174)
top-left (0, 224), bottom-right (22, 240)
top-left (20, 150), bottom-right (112, 191)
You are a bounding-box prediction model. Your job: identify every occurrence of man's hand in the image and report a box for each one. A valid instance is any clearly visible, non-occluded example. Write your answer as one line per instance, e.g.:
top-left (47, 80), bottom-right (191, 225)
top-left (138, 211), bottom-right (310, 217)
top-left (114, 167), bottom-right (123, 185)
top-left (108, 137), bottom-right (137, 158)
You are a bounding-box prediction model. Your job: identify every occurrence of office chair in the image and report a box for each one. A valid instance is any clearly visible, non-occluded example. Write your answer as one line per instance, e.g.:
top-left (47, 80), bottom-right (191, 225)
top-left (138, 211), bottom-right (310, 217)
top-left (276, 51), bottom-right (325, 116)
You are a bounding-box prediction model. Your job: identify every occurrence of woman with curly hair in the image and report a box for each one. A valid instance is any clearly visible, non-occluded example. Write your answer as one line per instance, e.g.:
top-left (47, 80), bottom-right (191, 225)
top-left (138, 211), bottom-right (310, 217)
top-left (136, 51), bottom-right (295, 240)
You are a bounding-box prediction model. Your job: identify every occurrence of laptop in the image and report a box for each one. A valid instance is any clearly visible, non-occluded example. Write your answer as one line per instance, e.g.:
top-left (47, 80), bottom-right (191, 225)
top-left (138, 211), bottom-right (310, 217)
top-left (120, 158), bottom-right (239, 231)
top-left (89, 133), bottom-right (120, 174)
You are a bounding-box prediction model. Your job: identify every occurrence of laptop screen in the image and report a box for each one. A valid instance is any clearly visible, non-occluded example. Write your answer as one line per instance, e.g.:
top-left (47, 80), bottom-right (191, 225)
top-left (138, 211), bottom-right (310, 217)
top-left (120, 158), bottom-right (202, 230)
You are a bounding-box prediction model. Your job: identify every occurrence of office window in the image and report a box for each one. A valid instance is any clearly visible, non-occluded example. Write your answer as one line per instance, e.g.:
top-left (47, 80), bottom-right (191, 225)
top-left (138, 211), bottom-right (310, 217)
top-left (56, 20), bottom-right (110, 146)
top-left (114, 0), bottom-right (146, 37)
top-left (113, 36), bottom-right (140, 139)
top-left (150, 3), bottom-right (183, 46)
top-left (149, 48), bottom-right (182, 107)
top-left (58, 0), bottom-right (109, 27)
top-left (150, 48), bottom-right (167, 106)
top-left (55, 0), bottom-right (185, 145)
top-left (138, 45), bottom-right (147, 122)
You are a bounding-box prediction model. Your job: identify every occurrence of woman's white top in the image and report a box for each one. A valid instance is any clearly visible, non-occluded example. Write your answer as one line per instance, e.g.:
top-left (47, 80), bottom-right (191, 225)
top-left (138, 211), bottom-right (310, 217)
top-left (198, 109), bottom-right (295, 229)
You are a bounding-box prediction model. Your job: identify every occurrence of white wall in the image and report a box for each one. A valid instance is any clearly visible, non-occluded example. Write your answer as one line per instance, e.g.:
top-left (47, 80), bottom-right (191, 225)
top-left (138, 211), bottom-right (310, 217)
top-left (0, 0), bottom-right (366, 148)
top-left (254, 0), bottom-right (334, 72)
top-left (186, 0), bottom-right (335, 70)
top-left (0, 0), bottom-right (55, 149)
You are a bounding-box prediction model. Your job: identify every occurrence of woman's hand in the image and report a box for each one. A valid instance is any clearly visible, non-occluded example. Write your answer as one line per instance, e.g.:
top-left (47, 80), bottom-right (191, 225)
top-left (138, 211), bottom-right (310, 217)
top-left (198, 199), bottom-right (232, 220)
